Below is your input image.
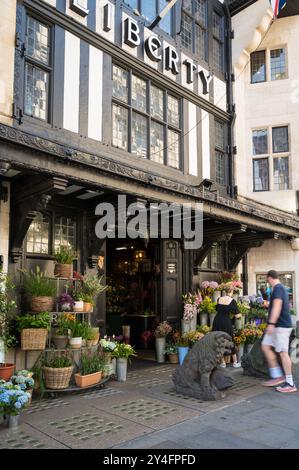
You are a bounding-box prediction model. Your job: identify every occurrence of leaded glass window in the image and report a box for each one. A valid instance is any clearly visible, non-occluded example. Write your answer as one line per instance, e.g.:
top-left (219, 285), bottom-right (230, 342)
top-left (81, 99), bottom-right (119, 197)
top-left (54, 216), bottom-right (76, 251)
top-left (132, 112), bottom-right (147, 157)
top-left (25, 64), bottom-right (48, 120)
top-left (253, 158), bottom-right (269, 191)
top-left (24, 16), bottom-right (51, 121)
top-left (132, 75), bottom-right (147, 113)
top-left (271, 48), bottom-right (287, 81)
top-left (112, 65), bottom-right (182, 168)
top-left (27, 213), bottom-right (50, 254)
top-left (251, 51), bottom-right (266, 83)
top-left (252, 129), bottom-right (268, 155)
top-left (150, 121), bottom-right (164, 164)
top-left (124, 0), bottom-right (172, 34)
top-left (112, 65), bottom-right (128, 103)
top-left (273, 157), bottom-right (289, 190)
top-left (215, 121), bottom-right (226, 186)
top-left (212, 11), bottom-right (224, 74)
top-left (272, 126), bottom-right (289, 153)
top-left (181, 0), bottom-right (208, 61)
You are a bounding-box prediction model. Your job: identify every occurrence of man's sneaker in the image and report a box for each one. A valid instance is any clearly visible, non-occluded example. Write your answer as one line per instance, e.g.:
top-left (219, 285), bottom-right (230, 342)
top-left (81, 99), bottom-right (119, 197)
top-left (261, 376), bottom-right (285, 387)
top-left (276, 383), bottom-right (297, 393)
top-left (233, 362), bottom-right (241, 368)
top-left (219, 363), bottom-right (226, 368)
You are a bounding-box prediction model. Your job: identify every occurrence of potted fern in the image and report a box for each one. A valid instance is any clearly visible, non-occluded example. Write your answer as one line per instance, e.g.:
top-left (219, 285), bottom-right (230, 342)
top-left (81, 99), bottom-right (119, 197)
top-left (54, 246), bottom-right (76, 278)
top-left (22, 267), bottom-right (56, 312)
top-left (81, 273), bottom-right (107, 313)
top-left (74, 351), bottom-right (105, 388)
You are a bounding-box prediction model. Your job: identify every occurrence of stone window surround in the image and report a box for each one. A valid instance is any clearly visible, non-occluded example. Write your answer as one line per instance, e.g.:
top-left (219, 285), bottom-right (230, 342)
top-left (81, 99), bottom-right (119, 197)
top-left (251, 125), bottom-right (291, 193)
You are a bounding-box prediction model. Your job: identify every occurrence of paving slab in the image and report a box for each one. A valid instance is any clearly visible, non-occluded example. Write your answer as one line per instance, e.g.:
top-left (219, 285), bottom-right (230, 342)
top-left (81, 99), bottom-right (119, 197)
top-left (0, 422), bottom-right (68, 449)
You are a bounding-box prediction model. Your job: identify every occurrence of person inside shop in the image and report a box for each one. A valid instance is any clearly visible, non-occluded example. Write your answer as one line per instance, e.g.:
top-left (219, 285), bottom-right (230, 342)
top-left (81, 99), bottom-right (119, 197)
top-left (261, 270), bottom-right (297, 393)
top-left (212, 288), bottom-right (242, 368)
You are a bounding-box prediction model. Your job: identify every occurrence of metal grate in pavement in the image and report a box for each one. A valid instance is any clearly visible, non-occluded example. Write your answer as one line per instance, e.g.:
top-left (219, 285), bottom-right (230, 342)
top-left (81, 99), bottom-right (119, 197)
top-left (81, 387), bottom-right (123, 400)
top-left (131, 377), bottom-right (171, 388)
top-left (112, 399), bottom-right (176, 420)
top-left (49, 413), bottom-right (123, 440)
top-left (0, 431), bottom-right (46, 449)
top-left (27, 398), bottom-right (70, 414)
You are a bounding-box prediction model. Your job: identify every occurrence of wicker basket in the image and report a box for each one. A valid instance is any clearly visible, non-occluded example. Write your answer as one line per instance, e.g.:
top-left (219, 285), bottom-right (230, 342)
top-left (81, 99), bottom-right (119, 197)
top-left (31, 296), bottom-right (54, 313)
top-left (43, 366), bottom-right (73, 390)
top-left (54, 263), bottom-right (72, 279)
top-left (21, 328), bottom-right (48, 351)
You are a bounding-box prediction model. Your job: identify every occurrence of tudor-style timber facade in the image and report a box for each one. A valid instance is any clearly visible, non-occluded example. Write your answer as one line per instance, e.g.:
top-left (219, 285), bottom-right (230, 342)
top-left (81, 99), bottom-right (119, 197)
top-left (1, 0), bottom-right (299, 359)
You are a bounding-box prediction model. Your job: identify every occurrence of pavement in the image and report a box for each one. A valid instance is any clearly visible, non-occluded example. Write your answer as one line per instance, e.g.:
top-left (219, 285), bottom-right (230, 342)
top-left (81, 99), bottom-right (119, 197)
top-left (1, 361), bottom-right (299, 449)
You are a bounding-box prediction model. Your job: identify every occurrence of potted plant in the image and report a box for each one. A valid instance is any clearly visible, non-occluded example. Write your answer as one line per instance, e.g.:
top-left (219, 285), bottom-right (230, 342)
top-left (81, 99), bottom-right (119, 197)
top-left (16, 312), bottom-right (50, 351)
top-left (100, 337), bottom-right (117, 363)
top-left (175, 334), bottom-right (190, 365)
top-left (233, 331), bottom-right (246, 362)
top-left (22, 267), bottom-right (56, 312)
top-left (52, 314), bottom-right (70, 349)
top-left (112, 342), bottom-right (137, 382)
top-left (165, 343), bottom-right (179, 364)
top-left (0, 381), bottom-right (31, 428)
top-left (54, 246), bottom-right (76, 278)
top-left (68, 321), bottom-right (86, 349)
top-left (57, 293), bottom-right (75, 312)
top-left (154, 321), bottom-right (173, 363)
top-left (182, 291), bottom-right (202, 332)
top-left (86, 327), bottom-right (100, 347)
top-left (236, 302), bottom-right (249, 330)
top-left (199, 297), bottom-right (217, 326)
top-left (72, 290), bottom-right (84, 312)
top-left (81, 273), bottom-right (107, 312)
top-left (0, 271), bottom-right (17, 381)
top-left (10, 370), bottom-right (35, 404)
top-left (74, 351), bottom-right (105, 388)
top-left (243, 326), bottom-right (263, 353)
top-left (42, 352), bottom-right (73, 390)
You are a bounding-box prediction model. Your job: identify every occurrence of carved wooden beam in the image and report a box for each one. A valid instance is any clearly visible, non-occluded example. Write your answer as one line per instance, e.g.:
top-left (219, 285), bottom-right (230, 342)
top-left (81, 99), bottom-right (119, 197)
top-left (228, 241), bottom-right (264, 271)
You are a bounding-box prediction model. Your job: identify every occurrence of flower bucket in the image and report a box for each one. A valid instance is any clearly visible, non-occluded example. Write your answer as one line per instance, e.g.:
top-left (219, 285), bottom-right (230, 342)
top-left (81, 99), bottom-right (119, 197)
top-left (155, 337), bottom-right (166, 363)
top-left (246, 344), bottom-right (254, 354)
top-left (213, 291), bottom-right (221, 303)
top-left (235, 317), bottom-right (245, 330)
top-left (178, 346), bottom-right (189, 365)
top-left (181, 319), bottom-right (191, 334)
top-left (190, 312), bottom-right (197, 331)
top-left (54, 263), bottom-right (72, 279)
top-left (116, 358), bottom-right (128, 382)
top-left (200, 313), bottom-right (208, 326)
top-left (74, 371), bottom-right (102, 388)
top-left (0, 363), bottom-right (15, 381)
top-left (209, 313), bottom-right (216, 328)
top-left (7, 414), bottom-right (20, 429)
top-left (31, 296), bottom-right (54, 313)
top-left (238, 344), bottom-right (245, 362)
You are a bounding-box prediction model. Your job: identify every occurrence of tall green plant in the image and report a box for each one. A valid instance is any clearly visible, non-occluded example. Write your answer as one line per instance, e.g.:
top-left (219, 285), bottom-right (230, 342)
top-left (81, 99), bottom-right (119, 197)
top-left (0, 271), bottom-right (17, 351)
top-left (79, 351), bottom-right (104, 376)
top-left (22, 267), bottom-right (56, 297)
top-left (16, 312), bottom-right (51, 331)
top-left (54, 246), bottom-right (76, 264)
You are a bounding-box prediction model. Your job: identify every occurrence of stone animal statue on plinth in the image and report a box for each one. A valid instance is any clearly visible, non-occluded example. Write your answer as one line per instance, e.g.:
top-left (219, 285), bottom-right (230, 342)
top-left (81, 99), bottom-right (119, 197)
top-left (173, 331), bottom-right (234, 401)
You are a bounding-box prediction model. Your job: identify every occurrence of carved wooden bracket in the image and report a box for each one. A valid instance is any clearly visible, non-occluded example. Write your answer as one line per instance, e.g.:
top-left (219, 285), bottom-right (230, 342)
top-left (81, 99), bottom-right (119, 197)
top-left (9, 176), bottom-right (68, 263)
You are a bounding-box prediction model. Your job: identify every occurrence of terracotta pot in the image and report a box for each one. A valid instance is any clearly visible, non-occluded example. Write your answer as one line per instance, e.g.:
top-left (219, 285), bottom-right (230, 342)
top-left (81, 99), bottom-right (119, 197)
top-left (54, 263), bottom-right (72, 279)
top-left (69, 337), bottom-right (82, 349)
top-left (52, 335), bottom-right (69, 349)
top-left (74, 371), bottom-right (102, 388)
top-left (83, 302), bottom-right (93, 313)
top-left (0, 363), bottom-right (15, 381)
top-left (168, 353), bottom-right (179, 364)
top-left (73, 301), bottom-right (84, 312)
top-left (31, 296), bottom-right (54, 313)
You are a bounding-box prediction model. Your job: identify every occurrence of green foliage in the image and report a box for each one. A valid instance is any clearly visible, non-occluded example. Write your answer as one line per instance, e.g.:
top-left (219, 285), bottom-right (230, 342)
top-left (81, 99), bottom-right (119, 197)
top-left (69, 321), bottom-right (90, 339)
top-left (0, 271), bottom-right (17, 350)
top-left (199, 297), bottom-right (217, 315)
top-left (164, 343), bottom-right (178, 355)
top-left (44, 354), bottom-right (73, 368)
top-left (82, 273), bottom-right (107, 298)
top-left (54, 246), bottom-right (76, 264)
top-left (112, 343), bottom-right (137, 359)
top-left (72, 290), bottom-right (84, 301)
top-left (86, 327), bottom-right (99, 341)
top-left (79, 351), bottom-right (104, 376)
top-left (16, 312), bottom-right (51, 331)
top-left (22, 266), bottom-right (56, 297)
top-left (55, 316), bottom-right (70, 336)
top-left (247, 307), bottom-right (268, 321)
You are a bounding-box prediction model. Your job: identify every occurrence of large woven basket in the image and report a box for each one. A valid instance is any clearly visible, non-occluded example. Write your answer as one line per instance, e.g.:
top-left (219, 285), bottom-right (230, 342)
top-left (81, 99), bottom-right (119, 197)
top-left (21, 328), bottom-right (48, 351)
top-left (43, 366), bottom-right (73, 390)
top-left (54, 263), bottom-right (72, 279)
top-left (31, 296), bottom-right (54, 313)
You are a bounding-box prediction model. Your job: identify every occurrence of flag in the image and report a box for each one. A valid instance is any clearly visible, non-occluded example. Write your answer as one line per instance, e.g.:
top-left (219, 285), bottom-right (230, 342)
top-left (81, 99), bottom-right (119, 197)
top-left (269, 0), bottom-right (287, 18)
